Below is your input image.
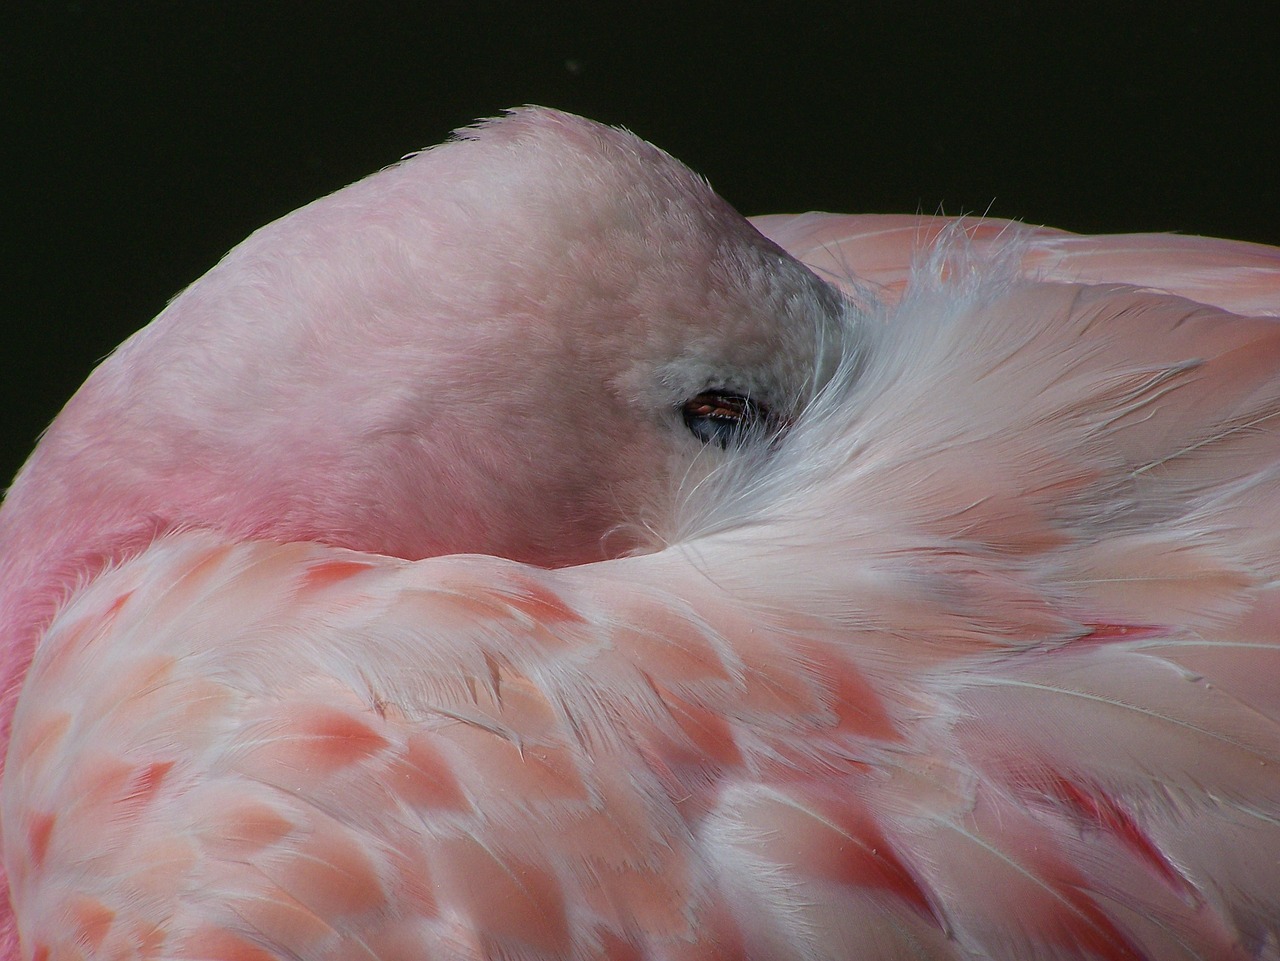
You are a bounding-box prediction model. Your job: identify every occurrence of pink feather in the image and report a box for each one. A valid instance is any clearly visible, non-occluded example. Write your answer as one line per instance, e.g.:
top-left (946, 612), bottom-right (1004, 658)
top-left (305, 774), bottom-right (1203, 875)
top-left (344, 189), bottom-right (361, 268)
top-left (3, 109), bottom-right (1280, 959)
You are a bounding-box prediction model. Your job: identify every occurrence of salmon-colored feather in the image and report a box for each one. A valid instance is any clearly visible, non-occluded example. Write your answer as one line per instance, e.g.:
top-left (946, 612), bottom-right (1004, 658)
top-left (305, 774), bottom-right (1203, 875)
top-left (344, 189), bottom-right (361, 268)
top-left (4, 111), bottom-right (1280, 960)
top-left (752, 212), bottom-right (1280, 316)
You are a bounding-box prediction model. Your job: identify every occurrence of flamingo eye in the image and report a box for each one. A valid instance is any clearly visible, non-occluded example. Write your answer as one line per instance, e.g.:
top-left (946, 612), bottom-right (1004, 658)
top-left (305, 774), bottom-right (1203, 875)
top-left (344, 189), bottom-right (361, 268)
top-left (681, 391), bottom-right (771, 449)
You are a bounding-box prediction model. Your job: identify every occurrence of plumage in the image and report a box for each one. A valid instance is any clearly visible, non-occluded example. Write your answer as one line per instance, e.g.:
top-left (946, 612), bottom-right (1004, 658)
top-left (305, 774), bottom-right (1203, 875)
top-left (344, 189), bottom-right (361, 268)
top-left (3, 109), bottom-right (1280, 960)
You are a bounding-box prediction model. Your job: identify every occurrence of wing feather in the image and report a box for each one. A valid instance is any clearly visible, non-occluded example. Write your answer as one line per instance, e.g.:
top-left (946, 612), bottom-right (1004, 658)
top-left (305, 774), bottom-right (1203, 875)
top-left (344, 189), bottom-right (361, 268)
top-left (7, 223), bottom-right (1280, 960)
top-left (753, 212), bottom-right (1280, 316)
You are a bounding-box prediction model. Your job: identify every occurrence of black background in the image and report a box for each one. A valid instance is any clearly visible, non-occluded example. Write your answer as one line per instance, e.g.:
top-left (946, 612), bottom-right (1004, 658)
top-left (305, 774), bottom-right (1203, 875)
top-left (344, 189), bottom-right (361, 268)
top-left (3, 2), bottom-right (1275, 484)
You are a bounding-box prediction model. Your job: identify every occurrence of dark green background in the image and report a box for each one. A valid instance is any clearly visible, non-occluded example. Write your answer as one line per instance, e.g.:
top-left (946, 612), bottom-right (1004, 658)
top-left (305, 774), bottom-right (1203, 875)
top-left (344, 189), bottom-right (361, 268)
top-left (4, 3), bottom-right (1275, 485)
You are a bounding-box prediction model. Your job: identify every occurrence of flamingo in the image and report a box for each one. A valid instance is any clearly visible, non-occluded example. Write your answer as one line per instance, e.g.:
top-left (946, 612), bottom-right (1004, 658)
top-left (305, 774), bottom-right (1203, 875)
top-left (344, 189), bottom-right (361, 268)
top-left (2, 108), bottom-right (1279, 960)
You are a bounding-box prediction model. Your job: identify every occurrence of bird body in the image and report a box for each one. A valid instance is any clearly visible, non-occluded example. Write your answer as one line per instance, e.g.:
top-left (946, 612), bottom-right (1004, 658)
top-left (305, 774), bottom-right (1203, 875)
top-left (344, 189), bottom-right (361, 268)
top-left (3, 110), bottom-right (1280, 959)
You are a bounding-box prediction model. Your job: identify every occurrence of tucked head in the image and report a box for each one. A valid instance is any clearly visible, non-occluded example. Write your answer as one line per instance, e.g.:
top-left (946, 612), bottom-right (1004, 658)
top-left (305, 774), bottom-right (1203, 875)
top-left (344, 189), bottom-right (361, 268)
top-left (0, 107), bottom-right (850, 689)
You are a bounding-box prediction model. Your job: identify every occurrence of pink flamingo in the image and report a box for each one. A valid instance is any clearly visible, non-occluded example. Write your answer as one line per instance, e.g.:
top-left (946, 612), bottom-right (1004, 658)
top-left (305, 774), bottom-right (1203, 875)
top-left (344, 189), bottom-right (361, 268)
top-left (2, 108), bottom-right (1279, 959)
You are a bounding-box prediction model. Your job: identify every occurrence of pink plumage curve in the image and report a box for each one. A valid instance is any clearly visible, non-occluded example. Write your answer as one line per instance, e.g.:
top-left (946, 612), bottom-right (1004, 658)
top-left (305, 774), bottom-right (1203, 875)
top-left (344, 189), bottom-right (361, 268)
top-left (2, 108), bottom-right (1279, 960)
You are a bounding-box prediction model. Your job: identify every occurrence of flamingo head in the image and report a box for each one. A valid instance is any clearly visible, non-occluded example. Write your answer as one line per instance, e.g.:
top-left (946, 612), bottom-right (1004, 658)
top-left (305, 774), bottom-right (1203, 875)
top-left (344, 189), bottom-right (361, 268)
top-left (0, 107), bottom-right (852, 669)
